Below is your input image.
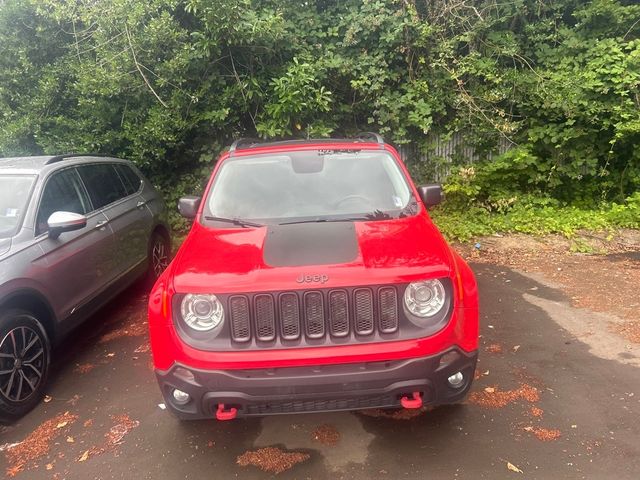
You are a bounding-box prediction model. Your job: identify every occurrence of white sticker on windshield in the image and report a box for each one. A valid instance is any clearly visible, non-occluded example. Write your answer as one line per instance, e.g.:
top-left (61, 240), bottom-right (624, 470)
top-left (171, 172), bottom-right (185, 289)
top-left (5, 208), bottom-right (18, 217)
top-left (392, 196), bottom-right (402, 207)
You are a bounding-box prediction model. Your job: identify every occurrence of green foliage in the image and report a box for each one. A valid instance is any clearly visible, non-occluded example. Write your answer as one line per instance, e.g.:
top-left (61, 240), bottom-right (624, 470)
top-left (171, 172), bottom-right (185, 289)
top-left (257, 58), bottom-right (333, 138)
top-left (0, 0), bottom-right (639, 218)
top-left (430, 192), bottom-right (640, 242)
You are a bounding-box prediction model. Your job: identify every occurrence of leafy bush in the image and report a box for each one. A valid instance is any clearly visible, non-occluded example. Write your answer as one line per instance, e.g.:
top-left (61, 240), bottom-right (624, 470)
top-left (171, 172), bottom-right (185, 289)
top-left (430, 192), bottom-right (640, 242)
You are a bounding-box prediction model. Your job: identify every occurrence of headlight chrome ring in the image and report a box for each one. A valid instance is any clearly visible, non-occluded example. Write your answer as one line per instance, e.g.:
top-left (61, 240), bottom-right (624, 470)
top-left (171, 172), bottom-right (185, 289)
top-left (404, 279), bottom-right (446, 318)
top-left (180, 293), bottom-right (224, 331)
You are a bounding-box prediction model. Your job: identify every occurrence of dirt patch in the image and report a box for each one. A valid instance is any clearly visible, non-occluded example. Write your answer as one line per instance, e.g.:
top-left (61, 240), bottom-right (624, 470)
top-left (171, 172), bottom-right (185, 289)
top-left (467, 384), bottom-right (540, 409)
top-left (236, 447), bottom-right (310, 474)
top-left (457, 231), bottom-right (640, 331)
top-left (5, 411), bottom-right (78, 476)
top-left (311, 424), bottom-right (340, 446)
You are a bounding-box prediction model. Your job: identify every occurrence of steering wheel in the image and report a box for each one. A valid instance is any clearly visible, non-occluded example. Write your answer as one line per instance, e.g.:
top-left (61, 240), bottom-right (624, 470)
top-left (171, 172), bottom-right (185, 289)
top-left (334, 194), bottom-right (372, 209)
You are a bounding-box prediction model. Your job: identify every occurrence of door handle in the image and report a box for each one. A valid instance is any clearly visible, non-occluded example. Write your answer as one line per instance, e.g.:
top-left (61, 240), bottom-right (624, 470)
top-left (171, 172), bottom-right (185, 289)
top-left (95, 220), bottom-right (108, 230)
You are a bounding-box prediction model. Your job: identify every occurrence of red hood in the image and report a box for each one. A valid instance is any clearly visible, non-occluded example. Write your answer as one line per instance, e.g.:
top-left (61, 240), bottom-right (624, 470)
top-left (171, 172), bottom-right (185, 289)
top-left (171, 215), bottom-right (452, 294)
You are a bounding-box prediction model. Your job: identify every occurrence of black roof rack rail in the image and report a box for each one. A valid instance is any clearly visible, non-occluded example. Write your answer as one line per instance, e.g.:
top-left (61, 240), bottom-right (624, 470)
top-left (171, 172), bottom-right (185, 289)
top-left (355, 132), bottom-right (385, 147)
top-left (227, 133), bottom-right (386, 155)
top-left (229, 138), bottom-right (261, 156)
top-left (46, 153), bottom-right (104, 165)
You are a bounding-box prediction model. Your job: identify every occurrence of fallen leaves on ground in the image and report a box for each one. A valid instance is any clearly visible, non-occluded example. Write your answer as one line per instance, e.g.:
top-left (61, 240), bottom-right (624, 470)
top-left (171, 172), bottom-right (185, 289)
top-left (529, 406), bottom-right (544, 417)
top-left (99, 320), bottom-right (148, 343)
top-left (134, 343), bottom-right (150, 354)
top-left (611, 321), bottom-right (640, 344)
top-left (74, 363), bottom-right (95, 374)
top-left (76, 414), bottom-right (140, 463)
top-left (5, 411), bottom-right (78, 477)
top-left (524, 426), bottom-right (562, 441)
top-left (457, 232), bottom-right (640, 328)
top-left (66, 394), bottom-right (81, 406)
top-left (507, 461), bottom-right (523, 473)
top-left (236, 447), bottom-right (310, 474)
top-left (359, 407), bottom-right (430, 420)
top-left (468, 384), bottom-right (540, 408)
top-left (485, 343), bottom-right (503, 354)
top-left (311, 424), bottom-right (340, 446)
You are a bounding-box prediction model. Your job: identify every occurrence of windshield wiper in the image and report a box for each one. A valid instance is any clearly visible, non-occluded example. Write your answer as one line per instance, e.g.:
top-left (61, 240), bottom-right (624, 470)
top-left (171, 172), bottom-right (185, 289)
top-left (279, 217), bottom-right (370, 226)
top-left (204, 216), bottom-right (264, 228)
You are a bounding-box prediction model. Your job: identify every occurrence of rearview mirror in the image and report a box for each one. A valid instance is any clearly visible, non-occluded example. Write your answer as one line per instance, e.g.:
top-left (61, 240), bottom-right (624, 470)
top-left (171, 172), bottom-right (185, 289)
top-left (47, 211), bottom-right (87, 239)
top-left (417, 184), bottom-right (444, 207)
top-left (178, 195), bottom-right (201, 219)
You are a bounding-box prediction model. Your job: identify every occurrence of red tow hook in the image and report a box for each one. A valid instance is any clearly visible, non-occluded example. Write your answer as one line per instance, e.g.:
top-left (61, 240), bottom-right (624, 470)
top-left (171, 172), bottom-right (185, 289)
top-left (216, 404), bottom-right (238, 421)
top-left (400, 392), bottom-right (423, 409)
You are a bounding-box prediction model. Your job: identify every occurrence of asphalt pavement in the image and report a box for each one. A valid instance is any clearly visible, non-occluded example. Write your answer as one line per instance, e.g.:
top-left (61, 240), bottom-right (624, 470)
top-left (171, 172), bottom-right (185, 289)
top-left (1, 263), bottom-right (639, 479)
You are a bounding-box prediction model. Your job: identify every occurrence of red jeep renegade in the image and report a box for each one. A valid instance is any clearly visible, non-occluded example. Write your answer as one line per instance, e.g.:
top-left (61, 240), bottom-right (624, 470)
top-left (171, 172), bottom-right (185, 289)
top-left (148, 134), bottom-right (479, 420)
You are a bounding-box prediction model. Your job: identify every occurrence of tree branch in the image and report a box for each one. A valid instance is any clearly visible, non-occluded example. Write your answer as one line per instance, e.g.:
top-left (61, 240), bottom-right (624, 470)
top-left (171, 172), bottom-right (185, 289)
top-left (124, 24), bottom-right (168, 108)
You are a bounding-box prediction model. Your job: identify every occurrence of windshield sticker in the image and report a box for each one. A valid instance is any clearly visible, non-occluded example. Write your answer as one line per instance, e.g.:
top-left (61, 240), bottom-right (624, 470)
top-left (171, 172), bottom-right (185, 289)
top-left (5, 208), bottom-right (18, 217)
top-left (392, 196), bottom-right (403, 208)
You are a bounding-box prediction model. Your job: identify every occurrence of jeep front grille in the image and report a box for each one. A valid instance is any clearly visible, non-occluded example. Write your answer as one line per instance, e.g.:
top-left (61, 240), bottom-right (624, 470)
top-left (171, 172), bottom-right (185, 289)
top-left (229, 296), bottom-right (251, 342)
top-left (378, 287), bottom-right (399, 333)
top-left (354, 288), bottom-right (375, 335)
top-left (279, 293), bottom-right (301, 340)
top-left (328, 290), bottom-right (349, 337)
top-left (227, 285), bottom-right (400, 345)
top-left (254, 294), bottom-right (276, 341)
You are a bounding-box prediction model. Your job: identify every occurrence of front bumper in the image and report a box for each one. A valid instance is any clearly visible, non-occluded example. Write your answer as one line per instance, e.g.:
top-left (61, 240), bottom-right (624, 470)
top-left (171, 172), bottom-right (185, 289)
top-left (156, 347), bottom-right (478, 420)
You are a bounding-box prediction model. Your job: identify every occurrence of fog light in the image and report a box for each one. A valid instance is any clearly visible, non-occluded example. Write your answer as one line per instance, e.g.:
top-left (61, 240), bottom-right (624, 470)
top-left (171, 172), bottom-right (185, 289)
top-left (172, 388), bottom-right (190, 405)
top-left (447, 371), bottom-right (465, 388)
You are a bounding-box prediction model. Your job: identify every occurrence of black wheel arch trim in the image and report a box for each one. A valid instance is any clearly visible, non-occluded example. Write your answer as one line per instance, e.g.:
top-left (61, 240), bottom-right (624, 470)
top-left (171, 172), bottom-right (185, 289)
top-left (0, 288), bottom-right (58, 342)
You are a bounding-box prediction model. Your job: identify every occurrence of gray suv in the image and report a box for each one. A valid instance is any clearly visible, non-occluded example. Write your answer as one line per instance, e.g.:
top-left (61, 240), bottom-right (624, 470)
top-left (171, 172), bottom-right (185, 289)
top-left (0, 155), bottom-right (170, 422)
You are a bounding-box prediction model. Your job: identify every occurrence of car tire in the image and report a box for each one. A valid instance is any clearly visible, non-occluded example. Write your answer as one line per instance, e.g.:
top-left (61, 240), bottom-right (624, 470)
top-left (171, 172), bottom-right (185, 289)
top-left (0, 309), bottom-right (51, 424)
top-left (147, 231), bottom-right (171, 282)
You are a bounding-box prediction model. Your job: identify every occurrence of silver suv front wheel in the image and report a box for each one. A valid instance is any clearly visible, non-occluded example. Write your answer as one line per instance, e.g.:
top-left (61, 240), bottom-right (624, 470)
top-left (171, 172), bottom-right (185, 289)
top-left (0, 309), bottom-right (50, 424)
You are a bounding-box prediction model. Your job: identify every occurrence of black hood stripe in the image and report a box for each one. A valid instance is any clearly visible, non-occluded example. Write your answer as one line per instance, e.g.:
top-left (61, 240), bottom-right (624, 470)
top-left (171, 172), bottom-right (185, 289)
top-left (263, 222), bottom-right (359, 267)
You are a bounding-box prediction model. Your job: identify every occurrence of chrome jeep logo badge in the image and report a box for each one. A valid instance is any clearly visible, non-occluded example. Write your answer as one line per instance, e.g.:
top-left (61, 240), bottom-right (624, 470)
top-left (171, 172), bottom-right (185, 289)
top-left (296, 274), bottom-right (329, 284)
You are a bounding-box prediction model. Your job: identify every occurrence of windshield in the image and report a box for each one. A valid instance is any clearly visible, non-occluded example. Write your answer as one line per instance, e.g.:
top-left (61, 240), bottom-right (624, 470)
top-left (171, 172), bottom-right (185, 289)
top-left (0, 175), bottom-right (35, 239)
top-left (204, 150), bottom-right (414, 224)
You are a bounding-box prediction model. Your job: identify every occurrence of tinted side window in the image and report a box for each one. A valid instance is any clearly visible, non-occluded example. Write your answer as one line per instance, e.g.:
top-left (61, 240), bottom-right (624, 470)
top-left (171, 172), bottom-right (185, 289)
top-left (77, 164), bottom-right (128, 210)
top-left (36, 169), bottom-right (90, 235)
top-left (114, 164), bottom-right (142, 196)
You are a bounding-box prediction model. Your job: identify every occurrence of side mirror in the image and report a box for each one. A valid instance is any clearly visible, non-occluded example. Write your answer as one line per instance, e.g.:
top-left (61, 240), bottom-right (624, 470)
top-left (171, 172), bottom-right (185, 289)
top-left (178, 195), bottom-right (201, 219)
top-left (47, 211), bottom-right (87, 239)
top-left (417, 184), bottom-right (444, 207)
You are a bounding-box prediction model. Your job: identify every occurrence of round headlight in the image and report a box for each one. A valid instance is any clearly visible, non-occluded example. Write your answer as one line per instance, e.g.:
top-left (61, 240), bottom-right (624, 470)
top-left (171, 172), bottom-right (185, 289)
top-left (180, 294), bottom-right (224, 331)
top-left (404, 279), bottom-right (446, 318)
